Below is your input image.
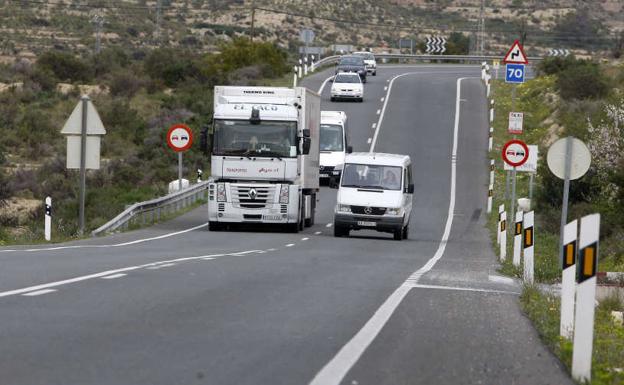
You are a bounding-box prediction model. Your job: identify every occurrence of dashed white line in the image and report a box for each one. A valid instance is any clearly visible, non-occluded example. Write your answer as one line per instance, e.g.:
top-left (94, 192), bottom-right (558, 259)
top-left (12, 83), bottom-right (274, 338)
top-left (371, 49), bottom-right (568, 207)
top-left (367, 138), bottom-right (372, 144)
top-left (376, 109), bottom-right (381, 115)
top-left (147, 263), bottom-right (176, 270)
top-left (101, 273), bottom-right (127, 280)
top-left (309, 77), bottom-right (468, 385)
top-left (384, 86), bottom-right (388, 90)
top-left (268, 248), bottom-right (277, 252)
top-left (285, 243), bottom-right (295, 247)
top-left (301, 237), bottom-right (309, 241)
top-left (371, 122), bottom-right (377, 129)
top-left (22, 289), bottom-right (57, 297)
top-left (314, 231), bottom-right (322, 235)
top-left (380, 97), bottom-right (385, 102)
top-left (326, 223), bottom-right (333, 228)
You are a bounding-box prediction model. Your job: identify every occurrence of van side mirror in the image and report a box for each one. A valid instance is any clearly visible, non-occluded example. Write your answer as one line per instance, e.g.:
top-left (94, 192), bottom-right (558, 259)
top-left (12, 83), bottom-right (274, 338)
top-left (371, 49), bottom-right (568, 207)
top-left (406, 184), bottom-right (414, 194)
top-left (346, 145), bottom-right (353, 154)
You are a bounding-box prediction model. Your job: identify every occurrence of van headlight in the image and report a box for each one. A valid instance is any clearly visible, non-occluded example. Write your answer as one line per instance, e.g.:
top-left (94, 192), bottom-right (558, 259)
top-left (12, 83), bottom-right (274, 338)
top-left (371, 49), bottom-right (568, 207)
top-left (279, 184), bottom-right (289, 204)
top-left (217, 183), bottom-right (227, 202)
top-left (386, 207), bottom-right (401, 215)
top-left (337, 204), bottom-right (351, 213)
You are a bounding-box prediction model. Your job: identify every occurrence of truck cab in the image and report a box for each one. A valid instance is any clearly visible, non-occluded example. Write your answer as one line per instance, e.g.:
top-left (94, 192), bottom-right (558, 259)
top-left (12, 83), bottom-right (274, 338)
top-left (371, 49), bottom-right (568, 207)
top-left (332, 153), bottom-right (413, 240)
top-left (319, 111), bottom-right (351, 186)
top-left (207, 86), bottom-right (320, 232)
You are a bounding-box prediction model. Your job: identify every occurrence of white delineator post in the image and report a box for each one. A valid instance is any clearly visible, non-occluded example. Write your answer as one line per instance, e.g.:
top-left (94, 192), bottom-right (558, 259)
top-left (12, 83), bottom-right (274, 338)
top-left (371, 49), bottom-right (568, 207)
top-left (490, 159), bottom-right (495, 185)
top-left (44, 196), bottom-right (52, 241)
top-left (523, 210), bottom-right (535, 284)
top-left (490, 107), bottom-right (494, 123)
top-left (513, 210), bottom-right (523, 267)
top-left (499, 210), bottom-right (507, 261)
top-left (486, 184), bottom-right (493, 214)
top-left (293, 66), bottom-right (298, 87)
top-left (572, 214), bottom-right (600, 383)
top-left (488, 127), bottom-right (493, 151)
top-left (298, 60), bottom-right (303, 78)
top-left (497, 204), bottom-right (504, 245)
top-left (304, 56), bottom-right (308, 76)
top-left (560, 219), bottom-right (578, 339)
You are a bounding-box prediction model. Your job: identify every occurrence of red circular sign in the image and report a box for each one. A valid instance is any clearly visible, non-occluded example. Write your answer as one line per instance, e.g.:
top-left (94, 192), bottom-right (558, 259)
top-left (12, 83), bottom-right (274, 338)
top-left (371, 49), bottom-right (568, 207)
top-left (502, 139), bottom-right (529, 167)
top-left (166, 124), bottom-right (193, 152)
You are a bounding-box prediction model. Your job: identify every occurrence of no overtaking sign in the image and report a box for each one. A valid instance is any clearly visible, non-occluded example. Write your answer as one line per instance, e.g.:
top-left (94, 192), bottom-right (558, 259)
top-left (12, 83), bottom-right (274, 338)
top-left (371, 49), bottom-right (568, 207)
top-left (502, 139), bottom-right (529, 167)
top-left (167, 124), bottom-right (193, 152)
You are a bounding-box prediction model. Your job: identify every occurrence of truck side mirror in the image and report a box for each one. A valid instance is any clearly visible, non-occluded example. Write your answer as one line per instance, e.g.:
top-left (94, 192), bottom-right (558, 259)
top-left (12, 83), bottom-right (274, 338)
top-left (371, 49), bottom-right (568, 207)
top-left (199, 125), bottom-right (212, 155)
top-left (346, 145), bottom-right (353, 154)
top-left (301, 137), bottom-right (311, 155)
top-left (303, 128), bottom-right (311, 138)
top-left (406, 184), bottom-right (414, 194)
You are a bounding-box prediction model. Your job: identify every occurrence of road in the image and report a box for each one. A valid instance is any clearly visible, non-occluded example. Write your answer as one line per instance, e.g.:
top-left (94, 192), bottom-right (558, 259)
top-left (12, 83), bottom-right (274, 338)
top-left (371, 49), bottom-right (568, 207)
top-left (0, 65), bottom-right (572, 385)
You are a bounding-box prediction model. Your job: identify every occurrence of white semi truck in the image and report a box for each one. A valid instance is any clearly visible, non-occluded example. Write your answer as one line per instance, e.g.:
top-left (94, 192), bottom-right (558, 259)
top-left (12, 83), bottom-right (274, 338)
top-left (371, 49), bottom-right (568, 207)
top-left (206, 86), bottom-right (320, 232)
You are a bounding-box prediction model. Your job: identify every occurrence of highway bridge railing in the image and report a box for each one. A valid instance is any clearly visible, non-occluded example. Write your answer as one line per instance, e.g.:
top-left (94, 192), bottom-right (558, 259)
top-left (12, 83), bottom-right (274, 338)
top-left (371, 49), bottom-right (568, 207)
top-left (92, 181), bottom-right (208, 236)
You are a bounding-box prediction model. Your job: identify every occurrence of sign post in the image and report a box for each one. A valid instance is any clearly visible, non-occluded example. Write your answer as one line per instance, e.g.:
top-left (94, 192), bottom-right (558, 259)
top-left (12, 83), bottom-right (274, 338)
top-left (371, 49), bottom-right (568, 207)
top-left (547, 137), bottom-right (591, 266)
top-left (60, 95), bottom-right (106, 235)
top-left (167, 123), bottom-right (194, 192)
top-left (560, 219), bottom-right (578, 339)
top-left (572, 214), bottom-right (600, 383)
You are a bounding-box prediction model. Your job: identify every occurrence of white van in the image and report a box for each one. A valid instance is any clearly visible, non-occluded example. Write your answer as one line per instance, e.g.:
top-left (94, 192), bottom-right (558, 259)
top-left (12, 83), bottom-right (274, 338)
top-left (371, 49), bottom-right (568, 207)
top-left (320, 111), bottom-right (352, 186)
top-left (333, 153), bottom-right (413, 240)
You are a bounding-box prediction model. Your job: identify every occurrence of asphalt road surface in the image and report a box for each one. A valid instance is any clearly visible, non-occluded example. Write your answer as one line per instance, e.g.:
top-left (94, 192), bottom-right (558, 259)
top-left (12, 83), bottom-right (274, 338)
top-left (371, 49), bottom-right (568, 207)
top-left (0, 64), bottom-right (572, 385)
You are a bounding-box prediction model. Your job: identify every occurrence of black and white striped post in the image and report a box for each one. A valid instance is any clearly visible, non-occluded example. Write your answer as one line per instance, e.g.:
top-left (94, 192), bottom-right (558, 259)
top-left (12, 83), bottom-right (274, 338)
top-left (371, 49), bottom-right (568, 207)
top-left (499, 209), bottom-right (507, 261)
top-left (513, 210), bottom-right (523, 267)
top-left (497, 204), bottom-right (504, 245)
top-left (488, 127), bottom-right (493, 151)
top-left (489, 100), bottom-right (494, 123)
top-left (571, 214), bottom-right (600, 383)
top-left (197, 168), bottom-right (203, 183)
top-left (44, 196), bottom-right (52, 241)
top-left (486, 184), bottom-right (493, 214)
top-left (298, 59), bottom-right (303, 78)
top-left (304, 56), bottom-right (308, 76)
top-left (293, 66), bottom-right (298, 87)
top-left (489, 159), bottom-right (495, 185)
top-left (523, 210), bottom-right (535, 284)
top-left (560, 219), bottom-right (578, 339)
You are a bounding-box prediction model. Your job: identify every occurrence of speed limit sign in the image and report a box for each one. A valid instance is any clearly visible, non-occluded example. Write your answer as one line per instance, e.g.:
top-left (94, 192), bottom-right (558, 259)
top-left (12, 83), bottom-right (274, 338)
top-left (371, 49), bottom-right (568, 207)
top-left (502, 139), bottom-right (529, 167)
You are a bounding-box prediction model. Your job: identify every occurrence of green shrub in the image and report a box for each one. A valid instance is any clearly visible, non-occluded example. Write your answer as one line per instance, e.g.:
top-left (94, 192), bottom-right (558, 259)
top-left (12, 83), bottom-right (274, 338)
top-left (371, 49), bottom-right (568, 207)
top-left (557, 61), bottom-right (611, 100)
top-left (36, 51), bottom-right (92, 82)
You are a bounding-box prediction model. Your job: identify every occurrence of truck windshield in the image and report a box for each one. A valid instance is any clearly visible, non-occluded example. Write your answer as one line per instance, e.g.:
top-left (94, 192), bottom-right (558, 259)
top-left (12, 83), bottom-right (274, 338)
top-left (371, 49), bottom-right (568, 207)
top-left (341, 163), bottom-right (402, 191)
top-left (320, 124), bottom-right (344, 152)
top-left (213, 119), bottom-right (298, 158)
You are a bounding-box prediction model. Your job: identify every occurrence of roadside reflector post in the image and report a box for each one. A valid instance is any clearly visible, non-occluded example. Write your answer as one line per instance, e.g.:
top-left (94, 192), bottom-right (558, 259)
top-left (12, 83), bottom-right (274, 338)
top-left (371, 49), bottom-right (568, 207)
top-left (293, 66), bottom-right (298, 87)
top-left (44, 196), bottom-right (52, 241)
top-left (486, 184), bottom-right (493, 214)
top-left (560, 219), bottom-right (578, 339)
top-left (572, 214), bottom-right (600, 383)
top-left (497, 204), bottom-right (504, 245)
top-left (490, 107), bottom-right (494, 123)
top-left (487, 83), bottom-right (491, 98)
top-left (298, 59), bottom-right (303, 78)
top-left (489, 159), bottom-right (495, 185)
top-left (304, 56), bottom-right (308, 76)
top-left (523, 210), bottom-right (534, 284)
top-left (499, 210), bottom-right (507, 261)
top-left (488, 127), bottom-right (493, 152)
top-left (513, 210), bottom-right (523, 267)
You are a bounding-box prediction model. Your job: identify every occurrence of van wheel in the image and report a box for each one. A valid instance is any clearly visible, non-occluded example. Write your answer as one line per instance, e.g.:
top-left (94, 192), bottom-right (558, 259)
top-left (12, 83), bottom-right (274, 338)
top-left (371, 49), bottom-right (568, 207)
top-left (358, 98), bottom-right (363, 103)
top-left (334, 225), bottom-right (348, 237)
top-left (208, 222), bottom-right (222, 231)
top-left (373, 71), bottom-right (377, 76)
top-left (330, 97), bottom-right (335, 102)
top-left (393, 228), bottom-right (403, 241)
top-left (402, 224), bottom-right (409, 240)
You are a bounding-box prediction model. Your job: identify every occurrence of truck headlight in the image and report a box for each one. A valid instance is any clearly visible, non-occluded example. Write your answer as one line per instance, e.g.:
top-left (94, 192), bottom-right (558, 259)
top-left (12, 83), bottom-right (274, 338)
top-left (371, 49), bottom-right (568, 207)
top-left (279, 184), bottom-right (289, 204)
top-left (387, 207), bottom-right (401, 215)
top-left (337, 204), bottom-right (351, 213)
top-left (217, 183), bottom-right (226, 202)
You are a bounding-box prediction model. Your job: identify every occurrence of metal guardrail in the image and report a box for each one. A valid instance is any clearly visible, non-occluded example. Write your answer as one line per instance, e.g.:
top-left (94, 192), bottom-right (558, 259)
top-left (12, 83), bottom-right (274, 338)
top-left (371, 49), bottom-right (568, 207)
top-left (311, 53), bottom-right (543, 71)
top-left (92, 181), bottom-right (209, 236)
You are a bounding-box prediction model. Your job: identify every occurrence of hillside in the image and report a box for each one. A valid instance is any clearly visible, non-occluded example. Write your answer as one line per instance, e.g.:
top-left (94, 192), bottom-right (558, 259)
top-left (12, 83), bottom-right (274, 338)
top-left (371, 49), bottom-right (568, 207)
top-left (0, 0), bottom-right (622, 62)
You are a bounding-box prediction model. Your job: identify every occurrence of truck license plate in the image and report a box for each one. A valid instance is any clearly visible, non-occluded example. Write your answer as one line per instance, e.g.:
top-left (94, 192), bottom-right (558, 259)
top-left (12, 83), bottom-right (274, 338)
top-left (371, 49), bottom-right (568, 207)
top-left (357, 221), bottom-right (376, 227)
top-left (263, 215), bottom-right (282, 221)
top-left (320, 173), bottom-right (328, 178)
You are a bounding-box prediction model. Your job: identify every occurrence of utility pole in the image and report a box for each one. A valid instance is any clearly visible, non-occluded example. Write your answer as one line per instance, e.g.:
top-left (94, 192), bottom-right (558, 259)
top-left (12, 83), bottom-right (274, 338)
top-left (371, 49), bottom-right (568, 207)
top-left (250, 0), bottom-right (256, 41)
top-left (155, 0), bottom-right (162, 45)
top-left (92, 14), bottom-right (104, 54)
top-left (477, 0), bottom-right (485, 56)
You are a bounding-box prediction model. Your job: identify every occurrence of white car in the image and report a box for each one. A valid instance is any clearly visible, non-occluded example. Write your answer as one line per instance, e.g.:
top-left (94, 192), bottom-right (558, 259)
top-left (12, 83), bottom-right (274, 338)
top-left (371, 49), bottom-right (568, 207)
top-left (332, 153), bottom-right (413, 240)
top-left (354, 51), bottom-right (377, 76)
top-left (330, 72), bottom-right (363, 102)
top-left (320, 111), bottom-right (352, 186)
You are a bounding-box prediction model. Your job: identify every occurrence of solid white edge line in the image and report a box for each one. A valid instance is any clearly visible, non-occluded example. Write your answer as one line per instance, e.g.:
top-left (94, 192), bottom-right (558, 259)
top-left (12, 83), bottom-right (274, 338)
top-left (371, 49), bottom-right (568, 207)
top-left (488, 275), bottom-right (516, 285)
top-left (22, 289), bottom-right (57, 296)
top-left (309, 77), bottom-right (467, 385)
top-left (285, 244), bottom-right (295, 247)
top-left (101, 273), bottom-right (127, 279)
top-left (408, 283), bottom-right (519, 295)
top-left (318, 75), bottom-right (335, 94)
top-left (326, 223), bottom-right (333, 228)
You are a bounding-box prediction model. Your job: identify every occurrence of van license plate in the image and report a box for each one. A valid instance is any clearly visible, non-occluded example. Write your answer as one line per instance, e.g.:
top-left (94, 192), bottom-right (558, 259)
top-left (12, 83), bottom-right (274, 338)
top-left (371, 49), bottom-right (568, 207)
top-left (357, 221), bottom-right (376, 227)
top-left (263, 215), bottom-right (282, 221)
top-left (320, 173), bottom-right (328, 178)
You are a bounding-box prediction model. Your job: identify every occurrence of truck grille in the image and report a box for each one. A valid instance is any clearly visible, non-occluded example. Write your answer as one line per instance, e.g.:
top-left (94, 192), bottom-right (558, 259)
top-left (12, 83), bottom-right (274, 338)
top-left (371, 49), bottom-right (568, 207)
top-left (233, 185), bottom-right (275, 209)
top-left (351, 206), bottom-right (387, 215)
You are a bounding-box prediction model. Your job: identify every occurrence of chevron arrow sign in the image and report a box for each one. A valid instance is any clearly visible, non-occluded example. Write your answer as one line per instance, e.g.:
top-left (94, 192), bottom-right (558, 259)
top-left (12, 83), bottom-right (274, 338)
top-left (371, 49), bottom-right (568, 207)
top-left (426, 36), bottom-right (447, 54)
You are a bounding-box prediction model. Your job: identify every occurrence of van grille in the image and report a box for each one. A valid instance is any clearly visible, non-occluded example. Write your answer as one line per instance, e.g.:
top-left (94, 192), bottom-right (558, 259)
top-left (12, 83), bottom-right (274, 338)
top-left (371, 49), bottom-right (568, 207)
top-left (233, 185), bottom-right (275, 209)
top-left (351, 206), bottom-right (387, 215)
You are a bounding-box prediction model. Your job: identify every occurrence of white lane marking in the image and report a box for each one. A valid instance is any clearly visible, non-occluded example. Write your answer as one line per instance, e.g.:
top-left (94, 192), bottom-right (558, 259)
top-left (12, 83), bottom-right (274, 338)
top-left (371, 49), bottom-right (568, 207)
top-left (268, 248), bottom-right (277, 252)
top-left (0, 251), bottom-right (258, 299)
top-left (488, 275), bottom-right (516, 285)
top-left (301, 237), bottom-right (309, 241)
top-left (380, 97), bottom-right (385, 102)
top-left (22, 289), bottom-right (57, 296)
top-left (372, 122), bottom-right (377, 129)
top-left (408, 283), bottom-right (519, 295)
top-left (367, 138), bottom-right (372, 144)
top-left (147, 263), bottom-right (176, 270)
top-left (326, 223), bottom-right (333, 228)
top-left (384, 86), bottom-right (388, 90)
top-left (285, 243), bottom-right (295, 247)
top-left (318, 75), bottom-right (335, 94)
top-left (309, 78), bottom-right (467, 385)
top-left (0, 223), bottom-right (209, 254)
top-left (314, 231), bottom-right (322, 235)
top-left (101, 273), bottom-right (127, 280)
top-left (376, 109), bottom-right (381, 115)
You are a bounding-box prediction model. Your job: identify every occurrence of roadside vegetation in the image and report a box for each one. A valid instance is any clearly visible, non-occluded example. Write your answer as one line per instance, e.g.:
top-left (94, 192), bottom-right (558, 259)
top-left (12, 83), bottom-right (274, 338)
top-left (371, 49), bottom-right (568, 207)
top-left (0, 39), bottom-right (291, 244)
top-left (488, 56), bottom-right (624, 383)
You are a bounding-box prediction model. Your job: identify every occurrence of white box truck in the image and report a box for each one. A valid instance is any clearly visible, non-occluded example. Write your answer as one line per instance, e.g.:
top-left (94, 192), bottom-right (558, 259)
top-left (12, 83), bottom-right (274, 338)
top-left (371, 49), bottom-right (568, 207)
top-left (206, 86), bottom-right (320, 232)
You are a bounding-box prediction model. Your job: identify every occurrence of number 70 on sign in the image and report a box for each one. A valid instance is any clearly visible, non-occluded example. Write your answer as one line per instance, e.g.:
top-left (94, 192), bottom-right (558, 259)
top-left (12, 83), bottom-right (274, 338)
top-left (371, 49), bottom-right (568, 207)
top-left (505, 63), bottom-right (525, 83)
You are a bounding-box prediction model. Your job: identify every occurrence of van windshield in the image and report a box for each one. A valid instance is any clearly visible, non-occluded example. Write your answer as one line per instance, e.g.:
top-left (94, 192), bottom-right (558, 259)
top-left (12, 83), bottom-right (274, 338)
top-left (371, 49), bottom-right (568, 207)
top-left (320, 124), bottom-right (344, 152)
top-left (341, 163), bottom-right (402, 191)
